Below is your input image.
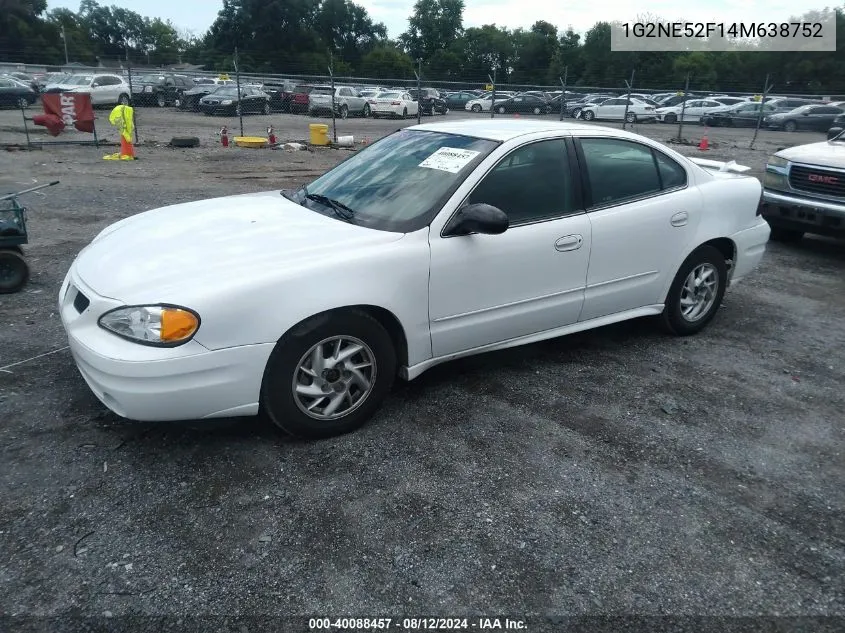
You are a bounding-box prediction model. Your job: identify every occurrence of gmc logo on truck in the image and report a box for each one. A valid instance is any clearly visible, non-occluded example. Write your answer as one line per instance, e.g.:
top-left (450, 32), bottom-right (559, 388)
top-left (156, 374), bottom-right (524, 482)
top-left (808, 174), bottom-right (838, 184)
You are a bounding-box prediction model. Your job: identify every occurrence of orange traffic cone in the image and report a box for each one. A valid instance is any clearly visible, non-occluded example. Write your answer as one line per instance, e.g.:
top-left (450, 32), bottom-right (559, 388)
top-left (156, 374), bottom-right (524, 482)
top-left (698, 130), bottom-right (709, 151)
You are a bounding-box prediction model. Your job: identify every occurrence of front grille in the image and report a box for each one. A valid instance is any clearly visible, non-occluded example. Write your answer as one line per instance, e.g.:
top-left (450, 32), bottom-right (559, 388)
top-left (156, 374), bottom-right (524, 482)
top-left (789, 164), bottom-right (845, 198)
top-left (73, 290), bottom-right (90, 314)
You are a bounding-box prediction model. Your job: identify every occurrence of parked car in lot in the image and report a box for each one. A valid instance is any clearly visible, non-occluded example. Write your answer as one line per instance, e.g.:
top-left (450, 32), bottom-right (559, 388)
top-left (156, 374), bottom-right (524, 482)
top-left (368, 91), bottom-right (419, 118)
top-left (445, 90), bottom-right (482, 109)
top-left (764, 104), bottom-right (844, 132)
top-left (44, 73), bottom-right (130, 106)
top-left (198, 85), bottom-right (271, 116)
top-left (581, 97), bottom-right (656, 123)
top-left (308, 85), bottom-right (369, 118)
top-left (762, 135), bottom-right (845, 241)
top-left (409, 88), bottom-right (447, 115)
top-left (656, 98), bottom-right (727, 124)
top-left (289, 84), bottom-right (315, 113)
top-left (178, 83), bottom-right (219, 111)
top-left (702, 102), bottom-right (776, 127)
top-left (565, 94), bottom-right (614, 118)
top-left (493, 94), bottom-right (552, 115)
top-left (464, 91), bottom-right (515, 113)
top-left (58, 119), bottom-right (769, 439)
top-left (260, 80), bottom-right (296, 112)
top-left (3, 71), bottom-right (40, 92)
top-left (0, 76), bottom-right (38, 108)
top-left (132, 73), bottom-right (194, 107)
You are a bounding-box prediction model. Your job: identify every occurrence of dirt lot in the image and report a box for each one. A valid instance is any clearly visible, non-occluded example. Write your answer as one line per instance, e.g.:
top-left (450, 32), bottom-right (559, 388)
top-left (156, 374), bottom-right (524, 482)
top-left (0, 107), bottom-right (843, 631)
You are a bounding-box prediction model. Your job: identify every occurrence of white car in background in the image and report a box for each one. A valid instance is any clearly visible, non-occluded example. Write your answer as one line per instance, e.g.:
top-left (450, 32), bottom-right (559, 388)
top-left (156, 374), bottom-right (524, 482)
top-left (581, 97), bottom-right (657, 123)
top-left (59, 119), bottom-right (770, 440)
top-left (368, 91), bottom-right (419, 118)
top-left (465, 92), bottom-right (515, 113)
top-left (48, 73), bottom-right (131, 106)
top-left (656, 99), bottom-right (730, 124)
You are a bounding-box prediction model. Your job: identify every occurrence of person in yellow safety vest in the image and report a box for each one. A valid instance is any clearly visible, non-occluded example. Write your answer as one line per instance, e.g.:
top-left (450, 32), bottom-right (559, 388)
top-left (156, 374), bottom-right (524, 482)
top-left (103, 104), bottom-right (136, 160)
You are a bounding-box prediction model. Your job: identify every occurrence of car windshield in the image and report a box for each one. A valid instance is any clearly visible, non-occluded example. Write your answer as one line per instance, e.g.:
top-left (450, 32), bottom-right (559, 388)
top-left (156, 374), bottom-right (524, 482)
top-left (293, 129), bottom-right (499, 232)
top-left (212, 86), bottom-right (239, 96)
top-left (66, 75), bottom-right (93, 86)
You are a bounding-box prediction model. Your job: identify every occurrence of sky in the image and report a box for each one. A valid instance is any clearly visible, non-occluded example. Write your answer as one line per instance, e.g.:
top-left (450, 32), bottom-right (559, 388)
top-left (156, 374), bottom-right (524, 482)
top-left (46, 0), bottom-right (833, 40)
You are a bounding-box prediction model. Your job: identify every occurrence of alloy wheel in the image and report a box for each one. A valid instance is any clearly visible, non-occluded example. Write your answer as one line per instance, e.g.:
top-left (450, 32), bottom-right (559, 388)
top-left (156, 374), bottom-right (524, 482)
top-left (679, 263), bottom-right (719, 322)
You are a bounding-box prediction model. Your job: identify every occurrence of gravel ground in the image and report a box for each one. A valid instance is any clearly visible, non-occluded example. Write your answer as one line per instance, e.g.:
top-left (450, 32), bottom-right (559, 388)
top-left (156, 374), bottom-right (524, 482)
top-left (0, 107), bottom-right (843, 632)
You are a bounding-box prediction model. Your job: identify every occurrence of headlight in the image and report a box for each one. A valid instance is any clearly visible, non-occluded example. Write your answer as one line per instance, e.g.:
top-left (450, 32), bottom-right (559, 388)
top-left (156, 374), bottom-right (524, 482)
top-left (221, 99), bottom-right (233, 105)
top-left (767, 154), bottom-right (789, 169)
top-left (98, 305), bottom-right (200, 346)
top-left (144, 85), bottom-right (153, 92)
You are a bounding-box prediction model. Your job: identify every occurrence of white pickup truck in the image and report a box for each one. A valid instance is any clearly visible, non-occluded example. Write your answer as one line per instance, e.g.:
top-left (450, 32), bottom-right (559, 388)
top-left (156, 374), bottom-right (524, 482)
top-left (762, 135), bottom-right (845, 242)
top-left (308, 85), bottom-right (369, 118)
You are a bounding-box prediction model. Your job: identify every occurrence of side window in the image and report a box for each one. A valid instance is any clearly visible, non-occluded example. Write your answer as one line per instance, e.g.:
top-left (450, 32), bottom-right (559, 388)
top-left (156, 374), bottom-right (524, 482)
top-left (467, 139), bottom-right (575, 224)
top-left (580, 138), bottom-right (661, 206)
top-left (817, 106), bottom-right (840, 114)
top-left (654, 150), bottom-right (687, 190)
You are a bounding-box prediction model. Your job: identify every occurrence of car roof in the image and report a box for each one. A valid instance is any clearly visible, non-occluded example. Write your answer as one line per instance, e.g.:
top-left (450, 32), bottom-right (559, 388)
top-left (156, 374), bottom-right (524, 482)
top-left (407, 119), bottom-right (619, 141)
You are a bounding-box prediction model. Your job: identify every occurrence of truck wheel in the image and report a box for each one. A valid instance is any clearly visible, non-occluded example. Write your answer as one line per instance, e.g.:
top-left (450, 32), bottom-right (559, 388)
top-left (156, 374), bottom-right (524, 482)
top-left (0, 250), bottom-right (29, 294)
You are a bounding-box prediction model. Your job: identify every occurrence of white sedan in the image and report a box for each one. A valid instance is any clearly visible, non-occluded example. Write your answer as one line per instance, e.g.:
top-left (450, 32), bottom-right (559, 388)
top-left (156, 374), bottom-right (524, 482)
top-left (465, 92), bottom-right (515, 113)
top-left (581, 97), bottom-right (657, 123)
top-left (59, 120), bottom-right (770, 439)
top-left (368, 91), bottom-right (418, 118)
top-left (655, 99), bottom-right (729, 124)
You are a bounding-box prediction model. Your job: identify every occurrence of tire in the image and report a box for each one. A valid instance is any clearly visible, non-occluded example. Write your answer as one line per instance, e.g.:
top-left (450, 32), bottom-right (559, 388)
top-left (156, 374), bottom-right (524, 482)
top-left (664, 113), bottom-right (677, 124)
top-left (260, 309), bottom-right (397, 439)
top-left (583, 110), bottom-right (595, 121)
top-left (156, 93), bottom-right (166, 108)
top-left (769, 226), bottom-right (804, 242)
top-left (660, 245), bottom-right (727, 336)
top-left (402, 107), bottom-right (407, 118)
top-left (625, 112), bottom-right (637, 123)
top-left (471, 104), bottom-right (482, 113)
top-left (0, 249), bottom-right (29, 294)
top-left (263, 101), bottom-right (271, 115)
top-left (235, 104), bottom-right (242, 117)
top-left (784, 120), bottom-right (797, 132)
top-left (532, 106), bottom-right (541, 115)
top-left (17, 97), bottom-right (28, 109)
top-left (169, 136), bottom-right (200, 148)
top-left (498, 106), bottom-right (505, 114)
top-left (363, 103), bottom-right (370, 117)
top-left (572, 108), bottom-right (582, 119)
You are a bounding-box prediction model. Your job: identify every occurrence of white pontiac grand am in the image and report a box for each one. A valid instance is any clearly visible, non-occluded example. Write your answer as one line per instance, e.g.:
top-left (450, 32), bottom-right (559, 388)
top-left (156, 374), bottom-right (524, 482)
top-left (59, 120), bottom-right (771, 439)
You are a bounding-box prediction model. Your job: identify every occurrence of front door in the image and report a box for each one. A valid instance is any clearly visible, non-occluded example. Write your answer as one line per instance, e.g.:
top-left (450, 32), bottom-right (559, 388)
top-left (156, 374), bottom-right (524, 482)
top-left (575, 136), bottom-right (702, 321)
top-left (428, 138), bottom-right (592, 357)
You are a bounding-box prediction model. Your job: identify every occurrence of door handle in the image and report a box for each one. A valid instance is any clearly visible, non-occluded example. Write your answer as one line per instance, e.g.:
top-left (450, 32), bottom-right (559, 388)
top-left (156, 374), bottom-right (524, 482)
top-left (670, 212), bottom-right (688, 227)
top-left (555, 234), bottom-right (583, 252)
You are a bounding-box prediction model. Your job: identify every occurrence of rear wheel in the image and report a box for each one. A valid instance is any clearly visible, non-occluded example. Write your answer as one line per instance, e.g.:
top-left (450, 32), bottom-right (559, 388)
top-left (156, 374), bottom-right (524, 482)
top-left (402, 107), bottom-right (407, 118)
top-left (660, 245), bottom-right (727, 336)
top-left (263, 101), bottom-right (271, 115)
top-left (156, 93), bottom-right (166, 108)
top-left (769, 226), bottom-right (804, 242)
top-left (16, 97), bottom-right (28, 109)
top-left (339, 104), bottom-right (348, 119)
top-left (260, 310), bottom-right (397, 439)
top-left (533, 106), bottom-right (541, 115)
top-left (0, 250), bottom-right (29, 294)
top-left (664, 113), bottom-right (677, 124)
top-left (498, 106), bottom-right (505, 114)
top-left (363, 103), bottom-right (371, 117)
top-left (784, 120), bottom-right (797, 132)
top-left (625, 112), bottom-right (637, 123)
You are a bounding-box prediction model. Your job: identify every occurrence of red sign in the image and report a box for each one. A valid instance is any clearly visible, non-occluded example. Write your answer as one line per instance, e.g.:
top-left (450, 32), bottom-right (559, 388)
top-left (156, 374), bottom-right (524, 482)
top-left (35, 93), bottom-right (95, 136)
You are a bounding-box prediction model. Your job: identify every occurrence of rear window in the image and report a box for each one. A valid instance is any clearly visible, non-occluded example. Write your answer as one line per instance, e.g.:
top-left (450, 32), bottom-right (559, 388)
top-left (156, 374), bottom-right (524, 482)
top-left (294, 85), bottom-right (314, 93)
top-left (310, 87), bottom-right (334, 95)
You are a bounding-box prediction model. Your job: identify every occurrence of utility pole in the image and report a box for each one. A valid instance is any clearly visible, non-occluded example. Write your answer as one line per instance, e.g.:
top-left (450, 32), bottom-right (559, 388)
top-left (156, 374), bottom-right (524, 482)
top-left (60, 25), bottom-right (69, 64)
top-left (676, 73), bottom-right (690, 141)
top-left (621, 69), bottom-right (635, 130)
top-left (559, 66), bottom-right (568, 121)
top-left (489, 67), bottom-right (496, 118)
top-left (234, 46), bottom-right (243, 137)
top-left (329, 51), bottom-right (337, 143)
top-left (750, 74), bottom-right (773, 149)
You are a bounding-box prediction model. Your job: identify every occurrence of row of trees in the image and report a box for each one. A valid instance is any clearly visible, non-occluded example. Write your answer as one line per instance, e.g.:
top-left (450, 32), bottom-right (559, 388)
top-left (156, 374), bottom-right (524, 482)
top-left (3, 0), bottom-right (845, 92)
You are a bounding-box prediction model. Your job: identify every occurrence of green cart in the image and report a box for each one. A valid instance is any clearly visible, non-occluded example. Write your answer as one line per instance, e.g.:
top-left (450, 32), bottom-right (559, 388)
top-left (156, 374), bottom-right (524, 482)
top-left (0, 181), bottom-right (59, 294)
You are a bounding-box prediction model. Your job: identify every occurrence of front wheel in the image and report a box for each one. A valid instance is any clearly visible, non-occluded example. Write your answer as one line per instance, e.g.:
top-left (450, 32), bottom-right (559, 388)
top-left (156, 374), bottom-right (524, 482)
top-left (664, 113), bottom-right (677, 124)
top-left (260, 310), bottom-right (397, 439)
top-left (583, 110), bottom-right (595, 121)
top-left (0, 250), bottom-right (29, 294)
top-left (660, 245), bottom-right (727, 336)
top-left (17, 97), bottom-right (29, 109)
top-left (625, 112), bottom-right (637, 123)
top-left (471, 104), bottom-right (482, 113)
top-left (533, 106), bottom-right (541, 115)
top-left (117, 94), bottom-right (130, 106)
top-left (263, 101), bottom-right (271, 115)
top-left (402, 107), bottom-right (407, 118)
top-left (498, 106), bottom-right (505, 114)
top-left (156, 93), bottom-right (166, 108)
top-left (784, 120), bottom-right (797, 132)
top-left (339, 104), bottom-right (348, 119)
top-left (363, 103), bottom-right (370, 117)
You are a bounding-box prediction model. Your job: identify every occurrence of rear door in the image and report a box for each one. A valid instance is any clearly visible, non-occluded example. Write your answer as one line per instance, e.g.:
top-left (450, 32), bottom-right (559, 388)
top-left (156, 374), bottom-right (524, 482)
top-left (574, 135), bottom-right (701, 321)
top-left (804, 105), bottom-right (843, 131)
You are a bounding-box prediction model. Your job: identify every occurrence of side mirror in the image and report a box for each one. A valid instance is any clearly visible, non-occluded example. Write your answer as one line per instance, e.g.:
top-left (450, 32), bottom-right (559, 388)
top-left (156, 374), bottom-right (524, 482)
top-left (445, 203), bottom-right (509, 236)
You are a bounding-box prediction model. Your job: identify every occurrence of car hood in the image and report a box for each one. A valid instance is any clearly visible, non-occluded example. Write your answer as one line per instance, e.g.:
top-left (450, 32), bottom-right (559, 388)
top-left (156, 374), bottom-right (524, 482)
top-left (73, 191), bottom-right (404, 302)
top-left (776, 141), bottom-right (845, 168)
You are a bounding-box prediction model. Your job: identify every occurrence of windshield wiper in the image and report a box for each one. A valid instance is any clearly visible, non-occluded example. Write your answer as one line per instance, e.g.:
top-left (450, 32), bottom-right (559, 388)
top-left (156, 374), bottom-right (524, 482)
top-left (304, 193), bottom-right (355, 222)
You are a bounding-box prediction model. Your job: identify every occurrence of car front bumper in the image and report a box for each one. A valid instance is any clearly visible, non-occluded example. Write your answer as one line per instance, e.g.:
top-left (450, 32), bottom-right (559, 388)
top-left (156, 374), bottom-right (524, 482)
top-left (761, 189), bottom-right (845, 236)
top-left (59, 267), bottom-right (274, 422)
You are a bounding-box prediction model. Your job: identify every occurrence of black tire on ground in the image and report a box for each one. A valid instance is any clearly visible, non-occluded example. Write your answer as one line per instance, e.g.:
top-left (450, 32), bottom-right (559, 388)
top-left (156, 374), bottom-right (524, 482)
top-left (363, 103), bottom-right (370, 117)
top-left (664, 113), bottom-right (677, 124)
top-left (263, 102), bottom-right (271, 115)
top-left (156, 93), bottom-right (166, 108)
top-left (260, 309), bottom-right (397, 439)
top-left (340, 104), bottom-right (348, 119)
top-left (17, 97), bottom-right (28, 109)
top-left (784, 120), bottom-right (797, 132)
top-left (626, 112), bottom-right (637, 123)
top-left (471, 104), bottom-right (482, 113)
top-left (170, 136), bottom-right (200, 148)
top-left (0, 249), bottom-right (30, 294)
top-left (402, 107), bottom-right (407, 118)
top-left (583, 110), bottom-right (595, 120)
top-left (769, 226), bottom-right (804, 242)
top-left (498, 106), bottom-right (505, 114)
top-left (660, 245), bottom-right (728, 336)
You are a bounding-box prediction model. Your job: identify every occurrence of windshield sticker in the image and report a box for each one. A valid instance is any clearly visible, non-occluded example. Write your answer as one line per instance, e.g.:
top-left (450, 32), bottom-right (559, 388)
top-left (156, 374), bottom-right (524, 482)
top-left (419, 147), bottom-right (480, 173)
